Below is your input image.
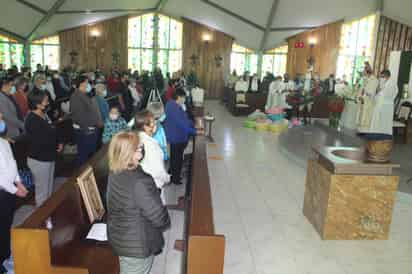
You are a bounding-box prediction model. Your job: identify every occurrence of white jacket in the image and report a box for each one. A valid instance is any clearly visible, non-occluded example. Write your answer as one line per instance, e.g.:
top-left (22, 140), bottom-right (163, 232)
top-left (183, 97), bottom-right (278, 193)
top-left (0, 138), bottom-right (20, 194)
top-left (139, 132), bottom-right (170, 189)
top-left (369, 79), bottom-right (398, 135)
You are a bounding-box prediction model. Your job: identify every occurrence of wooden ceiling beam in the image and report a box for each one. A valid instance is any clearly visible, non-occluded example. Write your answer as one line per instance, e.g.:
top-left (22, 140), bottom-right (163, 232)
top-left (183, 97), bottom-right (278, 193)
top-left (26, 0), bottom-right (67, 41)
top-left (259, 0), bottom-right (280, 51)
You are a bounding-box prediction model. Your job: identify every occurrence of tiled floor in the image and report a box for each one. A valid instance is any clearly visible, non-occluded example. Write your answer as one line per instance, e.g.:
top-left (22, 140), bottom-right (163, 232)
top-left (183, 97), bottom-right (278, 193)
top-left (204, 100), bottom-right (412, 274)
top-left (10, 100), bottom-right (412, 274)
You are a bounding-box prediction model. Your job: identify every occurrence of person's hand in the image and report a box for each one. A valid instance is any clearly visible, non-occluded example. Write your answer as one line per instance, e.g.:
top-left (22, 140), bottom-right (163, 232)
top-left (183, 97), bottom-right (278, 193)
top-left (57, 143), bottom-right (64, 153)
top-left (6, 137), bottom-right (15, 144)
top-left (15, 182), bottom-right (28, 198)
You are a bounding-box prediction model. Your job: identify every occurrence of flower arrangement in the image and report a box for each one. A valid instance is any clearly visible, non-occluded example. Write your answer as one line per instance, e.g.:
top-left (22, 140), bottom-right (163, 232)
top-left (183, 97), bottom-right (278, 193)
top-left (328, 95), bottom-right (345, 113)
top-left (328, 95), bottom-right (345, 129)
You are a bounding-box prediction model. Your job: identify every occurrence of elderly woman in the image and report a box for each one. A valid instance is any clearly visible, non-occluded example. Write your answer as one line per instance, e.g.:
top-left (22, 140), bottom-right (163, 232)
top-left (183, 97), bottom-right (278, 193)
top-left (0, 112), bottom-right (28, 273)
top-left (107, 131), bottom-right (170, 274)
top-left (134, 110), bottom-right (170, 203)
top-left (95, 83), bottom-right (110, 122)
top-left (25, 90), bottom-right (63, 207)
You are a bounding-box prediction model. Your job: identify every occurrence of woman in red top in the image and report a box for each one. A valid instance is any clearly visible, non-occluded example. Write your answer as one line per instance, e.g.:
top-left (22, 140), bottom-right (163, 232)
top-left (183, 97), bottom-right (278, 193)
top-left (107, 72), bottom-right (121, 94)
top-left (165, 79), bottom-right (177, 101)
top-left (13, 77), bottom-right (29, 118)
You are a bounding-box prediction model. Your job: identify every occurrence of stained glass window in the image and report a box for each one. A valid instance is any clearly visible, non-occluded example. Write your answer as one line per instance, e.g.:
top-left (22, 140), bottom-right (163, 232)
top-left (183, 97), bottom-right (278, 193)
top-left (0, 34), bottom-right (24, 70)
top-left (128, 13), bottom-right (183, 75)
top-left (230, 43), bottom-right (258, 75)
top-left (30, 35), bottom-right (60, 71)
top-left (336, 14), bottom-right (377, 85)
top-left (262, 45), bottom-right (288, 77)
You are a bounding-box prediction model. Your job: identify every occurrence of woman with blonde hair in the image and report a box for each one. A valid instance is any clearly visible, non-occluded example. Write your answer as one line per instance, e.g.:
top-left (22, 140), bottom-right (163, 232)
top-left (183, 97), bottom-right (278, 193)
top-left (107, 131), bottom-right (170, 274)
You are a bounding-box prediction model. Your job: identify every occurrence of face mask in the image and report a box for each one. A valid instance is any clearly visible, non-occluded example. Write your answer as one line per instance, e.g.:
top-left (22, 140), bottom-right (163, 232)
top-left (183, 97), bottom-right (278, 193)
top-left (53, 74), bottom-right (59, 79)
top-left (86, 83), bottom-right (92, 93)
top-left (102, 90), bottom-right (107, 97)
top-left (379, 78), bottom-right (386, 87)
top-left (158, 113), bottom-right (166, 123)
top-left (0, 120), bottom-right (6, 134)
top-left (109, 113), bottom-right (119, 121)
top-left (10, 86), bottom-right (16, 94)
top-left (40, 84), bottom-right (47, 91)
top-left (179, 97), bottom-right (186, 105)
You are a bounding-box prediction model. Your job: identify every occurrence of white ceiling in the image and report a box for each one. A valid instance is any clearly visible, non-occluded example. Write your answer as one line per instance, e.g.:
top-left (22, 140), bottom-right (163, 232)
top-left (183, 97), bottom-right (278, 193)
top-left (1, 0), bottom-right (411, 50)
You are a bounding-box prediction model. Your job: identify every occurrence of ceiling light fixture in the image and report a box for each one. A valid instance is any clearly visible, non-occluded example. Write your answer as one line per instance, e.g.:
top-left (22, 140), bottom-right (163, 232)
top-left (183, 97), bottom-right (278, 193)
top-left (202, 33), bottom-right (212, 43)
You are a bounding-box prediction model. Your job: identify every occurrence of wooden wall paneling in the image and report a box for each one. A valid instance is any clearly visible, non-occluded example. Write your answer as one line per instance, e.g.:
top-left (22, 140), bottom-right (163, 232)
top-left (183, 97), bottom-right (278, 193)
top-left (384, 18), bottom-right (393, 68)
top-left (374, 16), bottom-right (384, 72)
top-left (396, 25), bottom-right (401, 51)
top-left (286, 21), bottom-right (342, 79)
top-left (407, 28), bottom-right (412, 49)
top-left (182, 18), bottom-right (233, 99)
top-left (59, 16), bottom-right (128, 73)
top-left (374, 16), bottom-right (412, 72)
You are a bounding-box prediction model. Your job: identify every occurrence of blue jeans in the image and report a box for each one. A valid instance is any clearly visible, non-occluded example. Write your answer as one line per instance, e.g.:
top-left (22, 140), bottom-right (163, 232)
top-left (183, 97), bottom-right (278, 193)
top-left (74, 128), bottom-right (98, 167)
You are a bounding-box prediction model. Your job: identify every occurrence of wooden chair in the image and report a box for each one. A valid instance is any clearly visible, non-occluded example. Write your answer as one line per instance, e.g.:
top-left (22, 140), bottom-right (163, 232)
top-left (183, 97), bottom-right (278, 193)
top-left (393, 102), bottom-right (412, 144)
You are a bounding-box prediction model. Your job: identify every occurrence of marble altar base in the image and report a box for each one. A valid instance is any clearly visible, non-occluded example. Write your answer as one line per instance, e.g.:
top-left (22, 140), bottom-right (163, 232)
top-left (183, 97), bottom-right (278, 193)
top-left (303, 160), bottom-right (399, 240)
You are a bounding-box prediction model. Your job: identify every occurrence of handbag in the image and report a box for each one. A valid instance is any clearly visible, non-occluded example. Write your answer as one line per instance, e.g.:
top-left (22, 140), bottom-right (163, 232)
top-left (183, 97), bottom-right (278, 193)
top-left (18, 168), bottom-right (34, 191)
top-left (146, 88), bottom-right (164, 118)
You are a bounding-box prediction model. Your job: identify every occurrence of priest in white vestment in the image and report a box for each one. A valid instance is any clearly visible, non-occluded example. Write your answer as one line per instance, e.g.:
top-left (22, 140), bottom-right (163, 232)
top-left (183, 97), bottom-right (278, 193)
top-left (369, 70), bottom-right (398, 135)
top-left (357, 69), bottom-right (379, 133)
top-left (265, 77), bottom-right (282, 110)
top-left (279, 73), bottom-right (295, 109)
top-left (234, 76), bottom-right (249, 92)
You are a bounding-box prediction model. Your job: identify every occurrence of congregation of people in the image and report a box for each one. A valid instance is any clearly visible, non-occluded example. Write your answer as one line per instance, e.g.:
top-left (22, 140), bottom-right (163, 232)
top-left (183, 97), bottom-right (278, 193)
top-left (0, 63), bottom-right (201, 274)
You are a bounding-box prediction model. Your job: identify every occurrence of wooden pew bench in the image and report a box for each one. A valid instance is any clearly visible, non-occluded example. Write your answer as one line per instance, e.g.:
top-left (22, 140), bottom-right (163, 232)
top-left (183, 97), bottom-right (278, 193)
top-left (12, 134), bottom-right (225, 274)
top-left (12, 146), bottom-right (119, 274)
top-left (182, 136), bottom-right (225, 274)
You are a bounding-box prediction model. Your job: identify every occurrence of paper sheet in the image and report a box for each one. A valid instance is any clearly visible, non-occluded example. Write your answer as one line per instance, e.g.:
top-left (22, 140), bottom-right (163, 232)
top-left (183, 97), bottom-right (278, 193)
top-left (86, 223), bottom-right (107, 241)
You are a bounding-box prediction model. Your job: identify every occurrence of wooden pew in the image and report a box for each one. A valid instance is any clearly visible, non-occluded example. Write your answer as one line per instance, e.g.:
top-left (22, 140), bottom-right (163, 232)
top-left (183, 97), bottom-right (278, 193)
top-left (182, 136), bottom-right (225, 274)
top-left (12, 146), bottom-right (118, 274)
top-left (12, 135), bottom-right (225, 274)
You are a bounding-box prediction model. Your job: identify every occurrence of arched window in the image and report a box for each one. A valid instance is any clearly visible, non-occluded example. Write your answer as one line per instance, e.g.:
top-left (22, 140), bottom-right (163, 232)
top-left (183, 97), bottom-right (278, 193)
top-left (0, 34), bottom-right (24, 69)
top-left (230, 43), bottom-right (258, 75)
top-left (30, 35), bottom-right (60, 71)
top-left (128, 13), bottom-right (183, 74)
top-left (336, 14), bottom-right (377, 85)
top-left (262, 45), bottom-right (288, 77)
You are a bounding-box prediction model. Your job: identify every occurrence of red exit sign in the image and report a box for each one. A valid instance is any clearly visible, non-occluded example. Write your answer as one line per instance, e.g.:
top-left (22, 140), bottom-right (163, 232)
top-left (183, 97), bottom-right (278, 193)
top-left (294, 41), bottom-right (305, 48)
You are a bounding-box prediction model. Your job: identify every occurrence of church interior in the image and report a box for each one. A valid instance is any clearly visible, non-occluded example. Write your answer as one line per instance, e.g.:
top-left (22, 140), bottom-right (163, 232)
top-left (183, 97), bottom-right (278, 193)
top-left (0, 0), bottom-right (412, 274)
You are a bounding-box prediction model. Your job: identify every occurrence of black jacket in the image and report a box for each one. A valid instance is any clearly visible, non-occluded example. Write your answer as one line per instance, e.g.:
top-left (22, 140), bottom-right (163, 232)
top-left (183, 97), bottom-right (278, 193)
top-left (24, 112), bottom-right (57, 162)
top-left (107, 167), bottom-right (170, 258)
